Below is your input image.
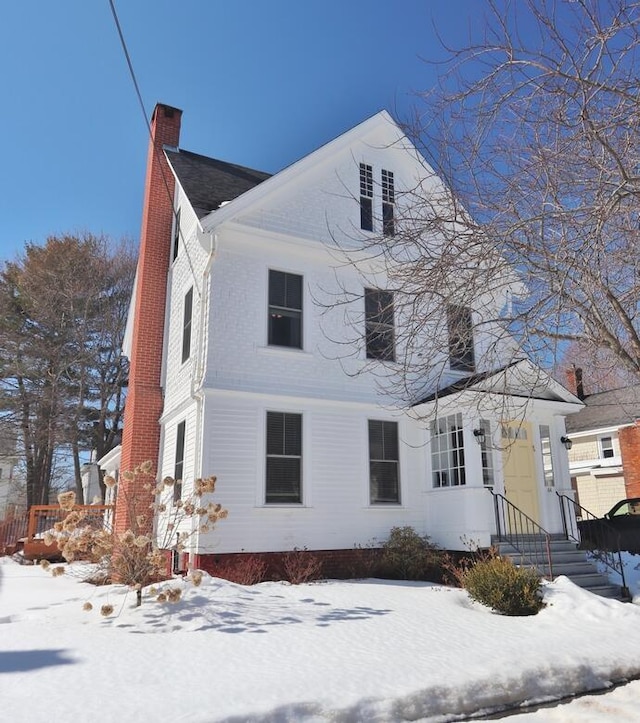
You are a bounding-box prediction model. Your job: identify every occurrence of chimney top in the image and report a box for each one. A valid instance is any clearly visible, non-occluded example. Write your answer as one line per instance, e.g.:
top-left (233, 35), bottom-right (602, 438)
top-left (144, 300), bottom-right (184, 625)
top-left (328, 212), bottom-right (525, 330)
top-left (565, 365), bottom-right (585, 400)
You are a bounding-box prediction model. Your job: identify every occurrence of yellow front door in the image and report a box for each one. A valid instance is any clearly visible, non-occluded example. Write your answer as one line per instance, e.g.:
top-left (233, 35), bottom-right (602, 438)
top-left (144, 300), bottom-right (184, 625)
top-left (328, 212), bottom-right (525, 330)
top-left (501, 421), bottom-right (540, 524)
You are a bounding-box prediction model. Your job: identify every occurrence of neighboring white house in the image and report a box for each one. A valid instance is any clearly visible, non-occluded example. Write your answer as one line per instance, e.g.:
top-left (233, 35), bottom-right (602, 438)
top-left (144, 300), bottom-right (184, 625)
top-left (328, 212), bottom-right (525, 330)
top-left (118, 104), bottom-right (583, 572)
top-left (0, 430), bottom-right (24, 519)
top-left (565, 381), bottom-right (640, 517)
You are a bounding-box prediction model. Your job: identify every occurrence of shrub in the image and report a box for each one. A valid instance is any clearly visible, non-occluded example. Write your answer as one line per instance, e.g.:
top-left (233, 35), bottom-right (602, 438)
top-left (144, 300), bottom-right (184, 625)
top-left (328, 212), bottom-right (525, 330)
top-left (46, 462), bottom-right (227, 606)
top-left (282, 547), bottom-right (323, 584)
top-left (380, 526), bottom-right (445, 581)
top-left (215, 554), bottom-right (268, 585)
top-left (347, 543), bottom-right (382, 579)
top-left (457, 551), bottom-right (544, 616)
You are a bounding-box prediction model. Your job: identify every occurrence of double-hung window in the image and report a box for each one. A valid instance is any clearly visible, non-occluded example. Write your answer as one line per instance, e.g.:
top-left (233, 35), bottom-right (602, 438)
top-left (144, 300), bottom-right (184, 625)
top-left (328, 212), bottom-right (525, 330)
top-left (173, 420), bottom-right (186, 502)
top-left (181, 287), bottom-right (193, 363)
top-left (431, 413), bottom-right (466, 487)
top-left (447, 304), bottom-right (475, 372)
top-left (359, 163), bottom-right (374, 231)
top-left (381, 169), bottom-right (395, 236)
top-left (365, 288), bottom-right (395, 361)
top-left (368, 420), bottom-right (400, 504)
top-left (268, 270), bottom-right (303, 348)
top-left (265, 412), bottom-right (302, 504)
top-left (599, 436), bottom-right (614, 459)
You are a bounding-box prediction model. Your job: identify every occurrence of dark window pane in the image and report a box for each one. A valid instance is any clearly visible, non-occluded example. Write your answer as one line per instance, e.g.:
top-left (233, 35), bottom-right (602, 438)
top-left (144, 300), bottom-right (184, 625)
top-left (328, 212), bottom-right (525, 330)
top-left (266, 458), bottom-right (301, 503)
top-left (368, 420), bottom-right (400, 504)
top-left (365, 289), bottom-right (395, 360)
top-left (172, 208), bottom-right (181, 261)
top-left (360, 196), bottom-right (373, 231)
top-left (182, 287), bottom-right (193, 363)
top-left (383, 202), bottom-right (394, 236)
top-left (447, 305), bottom-right (475, 372)
top-left (174, 420), bottom-right (186, 502)
top-left (266, 412), bottom-right (302, 504)
top-left (269, 310), bottom-right (302, 348)
top-left (268, 270), bottom-right (303, 348)
top-left (369, 461), bottom-right (399, 503)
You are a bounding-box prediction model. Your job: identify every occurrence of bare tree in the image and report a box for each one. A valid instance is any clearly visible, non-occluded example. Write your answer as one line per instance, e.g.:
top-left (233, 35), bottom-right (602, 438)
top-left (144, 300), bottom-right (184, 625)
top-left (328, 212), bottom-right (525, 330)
top-left (329, 0), bottom-right (640, 409)
top-left (0, 234), bottom-right (135, 507)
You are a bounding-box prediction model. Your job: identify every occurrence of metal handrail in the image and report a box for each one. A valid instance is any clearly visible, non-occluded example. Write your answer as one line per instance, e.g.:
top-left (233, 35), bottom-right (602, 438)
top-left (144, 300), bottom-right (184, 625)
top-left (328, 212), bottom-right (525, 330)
top-left (556, 492), bottom-right (629, 598)
top-left (489, 489), bottom-right (554, 579)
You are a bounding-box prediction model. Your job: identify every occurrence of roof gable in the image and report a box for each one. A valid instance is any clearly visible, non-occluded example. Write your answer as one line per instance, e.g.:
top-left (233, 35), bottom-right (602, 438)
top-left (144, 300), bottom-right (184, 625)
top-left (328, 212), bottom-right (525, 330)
top-left (198, 110), bottom-right (416, 232)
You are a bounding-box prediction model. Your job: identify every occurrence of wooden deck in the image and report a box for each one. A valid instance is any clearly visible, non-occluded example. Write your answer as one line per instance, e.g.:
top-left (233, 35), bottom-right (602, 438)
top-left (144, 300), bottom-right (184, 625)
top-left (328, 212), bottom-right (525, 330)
top-left (2, 504), bottom-right (114, 561)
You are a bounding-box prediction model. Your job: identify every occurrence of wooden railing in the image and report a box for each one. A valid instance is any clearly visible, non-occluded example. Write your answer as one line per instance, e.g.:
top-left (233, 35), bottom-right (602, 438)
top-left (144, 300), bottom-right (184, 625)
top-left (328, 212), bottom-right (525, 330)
top-left (556, 492), bottom-right (629, 598)
top-left (22, 504), bottom-right (114, 560)
top-left (0, 511), bottom-right (29, 555)
top-left (489, 489), bottom-right (554, 579)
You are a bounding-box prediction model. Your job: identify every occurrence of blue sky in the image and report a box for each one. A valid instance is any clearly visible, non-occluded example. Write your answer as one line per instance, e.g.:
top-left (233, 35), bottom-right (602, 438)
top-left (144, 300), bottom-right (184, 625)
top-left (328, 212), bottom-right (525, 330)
top-left (1, 1), bottom-right (484, 263)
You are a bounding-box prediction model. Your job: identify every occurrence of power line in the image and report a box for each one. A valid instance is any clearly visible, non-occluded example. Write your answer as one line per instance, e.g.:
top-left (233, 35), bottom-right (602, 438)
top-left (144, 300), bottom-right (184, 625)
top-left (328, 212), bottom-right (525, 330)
top-left (107, 0), bottom-right (201, 297)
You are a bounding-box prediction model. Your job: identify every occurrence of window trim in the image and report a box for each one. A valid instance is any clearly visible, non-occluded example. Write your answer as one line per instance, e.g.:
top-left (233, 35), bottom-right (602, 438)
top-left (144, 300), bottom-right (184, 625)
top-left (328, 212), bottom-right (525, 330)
top-left (181, 287), bottom-right (193, 364)
top-left (368, 419), bottom-right (401, 505)
top-left (173, 420), bottom-right (186, 503)
top-left (381, 169), bottom-right (395, 237)
top-left (268, 269), bottom-right (303, 350)
top-left (539, 424), bottom-right (555, 488)
top-left (265, 410), bottom-right (303, 505)
top-left (360, 163), bottom-right (374, 231)
top-left (364, 288), bottom-right (395, 361)
top-left (172, 207), bottom-right (181, 262)
top-left (447, 304), bottom-right (475, 372)
top-left (479, 418), bottom-right (494, 486)
top-left (599, 435), bottom-right (615, 460)
top-left (431, 413), bottom-right (466, 488)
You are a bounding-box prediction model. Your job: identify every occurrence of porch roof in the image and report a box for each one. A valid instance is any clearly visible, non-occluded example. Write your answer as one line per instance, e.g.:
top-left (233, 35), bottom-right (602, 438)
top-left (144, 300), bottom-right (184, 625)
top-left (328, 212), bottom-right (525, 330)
top-left (413, 359), bottom-right (582, 407)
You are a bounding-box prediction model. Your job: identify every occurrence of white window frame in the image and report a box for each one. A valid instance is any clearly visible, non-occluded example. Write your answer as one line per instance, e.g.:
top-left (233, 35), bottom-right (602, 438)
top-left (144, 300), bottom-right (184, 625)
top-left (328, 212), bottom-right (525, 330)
top-left (599, 435), bottom-right (615, 460)
top-left (431, 413), bottom-right (466, 488)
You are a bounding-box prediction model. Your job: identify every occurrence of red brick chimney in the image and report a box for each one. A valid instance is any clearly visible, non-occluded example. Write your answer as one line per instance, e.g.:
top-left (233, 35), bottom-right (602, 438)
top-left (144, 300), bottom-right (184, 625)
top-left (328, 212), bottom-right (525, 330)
top-left (565, 365), bottom-right (585, 400)
top-left (620, 421), bottom-right (640, 498)
top-left (116, 103), bottom-right (183, 535)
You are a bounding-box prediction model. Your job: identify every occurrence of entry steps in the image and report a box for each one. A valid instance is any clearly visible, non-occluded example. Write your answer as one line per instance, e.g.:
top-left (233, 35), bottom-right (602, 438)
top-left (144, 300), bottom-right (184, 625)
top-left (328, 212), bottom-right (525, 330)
top-left (491, 535), bottom-right (625, 600)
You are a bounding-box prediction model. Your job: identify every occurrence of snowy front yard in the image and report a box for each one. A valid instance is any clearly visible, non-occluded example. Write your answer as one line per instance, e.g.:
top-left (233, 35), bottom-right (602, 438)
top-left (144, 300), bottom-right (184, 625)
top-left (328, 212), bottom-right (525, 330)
top-left (1, 557), bottom-right (640, 722)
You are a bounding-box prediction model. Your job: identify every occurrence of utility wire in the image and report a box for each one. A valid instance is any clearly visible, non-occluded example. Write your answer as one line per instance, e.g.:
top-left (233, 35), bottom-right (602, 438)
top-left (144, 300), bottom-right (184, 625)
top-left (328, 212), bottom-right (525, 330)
top-left (107, 0), bottom-right (201, 297)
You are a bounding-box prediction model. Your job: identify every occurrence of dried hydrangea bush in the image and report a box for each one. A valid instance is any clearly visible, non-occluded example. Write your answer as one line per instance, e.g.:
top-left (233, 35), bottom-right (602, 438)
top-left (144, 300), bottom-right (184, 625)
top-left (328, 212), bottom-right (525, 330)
top-left (45, 461), bottom-right (227, 607)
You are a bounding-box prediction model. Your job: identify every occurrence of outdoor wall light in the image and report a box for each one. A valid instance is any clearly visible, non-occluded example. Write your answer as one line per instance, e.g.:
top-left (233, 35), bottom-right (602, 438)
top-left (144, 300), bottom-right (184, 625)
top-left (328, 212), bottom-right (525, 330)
top-left (560, 435), bottom-right (573, 450)
top-left (473, 428), bottom-right (486, 445)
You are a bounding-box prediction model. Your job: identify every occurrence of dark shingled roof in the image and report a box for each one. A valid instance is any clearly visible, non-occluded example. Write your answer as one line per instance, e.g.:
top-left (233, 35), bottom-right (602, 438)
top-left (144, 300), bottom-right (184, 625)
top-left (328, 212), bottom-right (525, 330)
top-left (165, 148), bottom-right (271, 219)
top-left (565, 385), bottom-right (640, 433)
top-left (412, 361), bottom-right (523, 406)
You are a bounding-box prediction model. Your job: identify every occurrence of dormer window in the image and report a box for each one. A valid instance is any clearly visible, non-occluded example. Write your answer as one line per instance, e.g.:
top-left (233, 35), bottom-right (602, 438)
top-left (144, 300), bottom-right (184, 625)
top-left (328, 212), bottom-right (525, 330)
top-left (359, 163), bottom-right (373, 231)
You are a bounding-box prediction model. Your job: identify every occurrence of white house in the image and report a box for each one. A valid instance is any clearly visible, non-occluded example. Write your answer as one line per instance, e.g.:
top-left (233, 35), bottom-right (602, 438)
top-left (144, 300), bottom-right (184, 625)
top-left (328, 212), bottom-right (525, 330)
top-left (116, 103), bottom-right (583, 575)
top-left (0, 429), bottom-right (24, 519)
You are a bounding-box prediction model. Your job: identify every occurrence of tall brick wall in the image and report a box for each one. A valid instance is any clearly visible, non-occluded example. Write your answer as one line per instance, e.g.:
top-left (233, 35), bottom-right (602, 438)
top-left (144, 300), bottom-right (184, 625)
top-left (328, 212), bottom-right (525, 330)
top-left (115, 104), bottom-right (183, 535)
top-left (620, 422), bottom-right (640, 498)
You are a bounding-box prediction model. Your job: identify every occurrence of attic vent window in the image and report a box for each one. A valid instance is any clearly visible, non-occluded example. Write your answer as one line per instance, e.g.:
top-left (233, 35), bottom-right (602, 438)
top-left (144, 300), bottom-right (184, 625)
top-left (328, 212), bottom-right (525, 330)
top-left (359, 163), bottom-right (374, 231)
top-left (382, 169), bottom-right (395, 236)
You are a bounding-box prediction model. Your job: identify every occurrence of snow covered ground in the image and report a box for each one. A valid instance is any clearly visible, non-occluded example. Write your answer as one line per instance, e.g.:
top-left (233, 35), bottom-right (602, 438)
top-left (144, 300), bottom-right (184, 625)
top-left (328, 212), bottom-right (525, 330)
top-left (1, 555), bottom-right (640, 722)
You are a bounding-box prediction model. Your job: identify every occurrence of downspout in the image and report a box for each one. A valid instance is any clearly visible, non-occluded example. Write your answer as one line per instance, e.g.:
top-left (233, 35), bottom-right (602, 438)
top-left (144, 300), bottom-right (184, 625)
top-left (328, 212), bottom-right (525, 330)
top-left (189, 230), bottom-right (217, 570)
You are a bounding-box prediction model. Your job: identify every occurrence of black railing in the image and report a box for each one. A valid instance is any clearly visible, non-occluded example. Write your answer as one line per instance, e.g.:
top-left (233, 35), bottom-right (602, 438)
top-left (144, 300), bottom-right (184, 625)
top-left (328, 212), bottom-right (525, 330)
top-left (489, 490), bottom-right (554, 580)
top-left (556, 492), bottom-right (629, 598)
